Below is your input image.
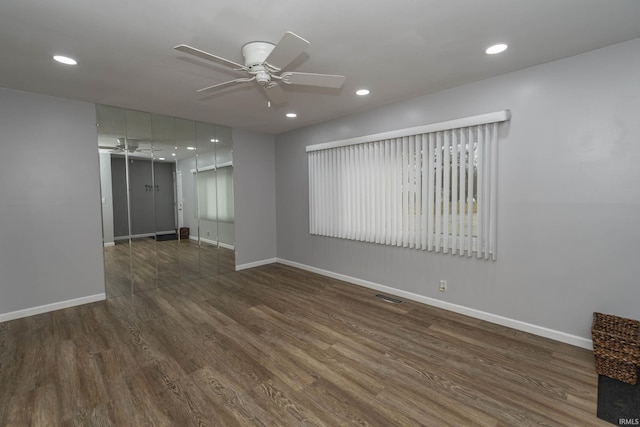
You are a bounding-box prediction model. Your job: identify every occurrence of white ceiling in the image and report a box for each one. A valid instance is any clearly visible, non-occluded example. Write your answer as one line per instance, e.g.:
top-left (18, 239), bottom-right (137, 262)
top-left (2, 0), bottom-right (640, 135)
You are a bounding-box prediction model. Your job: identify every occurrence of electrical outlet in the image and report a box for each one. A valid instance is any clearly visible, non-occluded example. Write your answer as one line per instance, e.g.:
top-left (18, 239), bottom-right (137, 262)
top-left (439, 280), bottom-right (447, 292)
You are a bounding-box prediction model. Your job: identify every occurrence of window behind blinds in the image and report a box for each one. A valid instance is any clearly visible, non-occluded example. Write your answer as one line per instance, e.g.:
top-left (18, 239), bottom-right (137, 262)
top-left (196, 165), bottom-right (234, 223)
top-left (307, 111), bottom-right (509, 260)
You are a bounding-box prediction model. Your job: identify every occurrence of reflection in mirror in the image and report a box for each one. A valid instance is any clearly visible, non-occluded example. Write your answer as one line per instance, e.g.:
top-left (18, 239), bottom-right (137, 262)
top-left (174, 118), bottom-right (200, 282)
top-left (151, 114), bottom-right (179, 288)
top-left (97, 104), bottom-right (235, 298)
top-left (196, 121), bottom-right (218, 278)
top-left (97, 105), bottom-right (132, 297)
top-left (214, 125), bottom-right (235, 274)
top-left (122, 110), bottom-right (156, 294)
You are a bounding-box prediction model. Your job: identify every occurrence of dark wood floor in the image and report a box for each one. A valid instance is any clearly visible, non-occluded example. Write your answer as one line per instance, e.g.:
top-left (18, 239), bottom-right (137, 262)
top-left (104, 238), bottom-right (235, 298)
top-left (0, 263), bottom-right (607, 426)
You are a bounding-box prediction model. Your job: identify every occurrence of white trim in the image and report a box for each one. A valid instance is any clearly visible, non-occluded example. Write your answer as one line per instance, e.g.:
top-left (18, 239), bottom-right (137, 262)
top-left (306, 110), bottom-right (511, 152)
top-left (274, 258), bottom-right (592, 350)
top-left (0, 293), bottom-right (106, 323)
top-left (197, 236), bottom-right (235, 250)
top-left (114, 231), bottom-right (175, 241)
top-left (103, 242), bottom-right (115, 247)
top-left (236, 258), bottom-right (278, 271)
top-left (130, 233), bottom-right (155, 239)
top-left (114, 233), bottom-right (156, 241)
top-left (190, 161), bottom-right (233, 173)
top-left (199, 236), bottom-right (218, 246)
top-left (219, 241), bottom-right (235, 251)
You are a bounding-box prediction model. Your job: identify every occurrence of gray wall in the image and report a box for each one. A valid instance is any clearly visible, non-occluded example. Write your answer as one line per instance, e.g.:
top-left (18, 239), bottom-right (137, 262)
top-left (233, 129), bottom-right (277, 267)
top-left (0, 88), bottom-right (105, 317)
top-left (218, 221), bottom-right (235, 248)
top-left (274, 38), bottom-right (640, 343)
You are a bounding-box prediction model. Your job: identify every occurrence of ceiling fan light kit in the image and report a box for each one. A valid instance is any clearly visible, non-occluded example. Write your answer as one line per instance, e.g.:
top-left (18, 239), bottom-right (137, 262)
top-left (175, 31), bottom-right (345, 105)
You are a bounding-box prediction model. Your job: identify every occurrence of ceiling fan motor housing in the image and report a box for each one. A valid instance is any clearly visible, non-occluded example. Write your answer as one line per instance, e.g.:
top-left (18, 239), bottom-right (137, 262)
top-left (242, 41), bottom-right (275, 67)
top-left (117, 137), bottom-right (139, 152)
top-left (242, 42), bottom-right (276, 86)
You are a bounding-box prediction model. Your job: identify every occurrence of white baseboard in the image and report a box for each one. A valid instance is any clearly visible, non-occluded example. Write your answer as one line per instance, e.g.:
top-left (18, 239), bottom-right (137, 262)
top-left (199, 236), bottom-right (217, 246)
top-left (275, 258), bottom-right (593, 350)
top-left (103, 242), bottom-right (115, 247)
top-left (0, 293), bottom-right (106, 323)
top-left (114, 233), bottom-right (155, 241)
top-left (193, 236), bottom-right (235, 251)
top-left (236, 258), bottom-right (278, 271)
top-left (130, 233), bottom-right (155, 239)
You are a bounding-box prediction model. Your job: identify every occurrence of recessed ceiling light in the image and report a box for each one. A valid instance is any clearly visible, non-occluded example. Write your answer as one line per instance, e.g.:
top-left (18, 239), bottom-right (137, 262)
top-left (158, 157), bottom-right (165, 161)
top-left (485, 44), bottom-right (508, 55)
top-left (53, 55), bottom-right (77, 65)
top-left (356, 89), bottom-right (370, 96)
top-left (286, 113), bottom-right (297, 118)
top-left (187, 146), bottom-right (196, 150)
top-left (172, 153), bottom-right (176, 156)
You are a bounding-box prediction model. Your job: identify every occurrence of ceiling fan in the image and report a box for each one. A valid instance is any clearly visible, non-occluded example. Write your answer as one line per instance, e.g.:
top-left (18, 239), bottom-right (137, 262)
top-left (99, 138), bottom-right (158, 154)
top-left (175, 31), bottom-right (346, 105)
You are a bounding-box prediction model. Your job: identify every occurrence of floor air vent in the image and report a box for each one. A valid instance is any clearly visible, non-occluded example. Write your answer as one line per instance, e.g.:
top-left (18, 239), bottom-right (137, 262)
top-left (375, 294), bottom-right (403, 304)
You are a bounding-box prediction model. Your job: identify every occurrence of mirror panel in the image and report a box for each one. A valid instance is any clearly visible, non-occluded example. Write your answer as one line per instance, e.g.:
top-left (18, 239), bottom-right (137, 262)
top-left (195, 121), bottom-right (218, 279)
top-left (151, 114), bottom-right (179, 288)
top-left (174, 118), bottom-right (200, 282)
top-left (124, 110), bottom-right (157, 294)
top-left (97, 105), bottom-right (132, 298)
top-left (215, 125), bottom-right (235, 274)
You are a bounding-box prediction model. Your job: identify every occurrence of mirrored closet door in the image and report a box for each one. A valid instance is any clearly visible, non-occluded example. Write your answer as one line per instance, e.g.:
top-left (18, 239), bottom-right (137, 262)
top-left (96, 105), bottom-right (235, 297)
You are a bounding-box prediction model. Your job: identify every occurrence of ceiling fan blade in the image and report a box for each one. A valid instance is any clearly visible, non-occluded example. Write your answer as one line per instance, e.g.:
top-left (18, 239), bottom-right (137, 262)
top-left (99, 146), bottom-right (124, 153)
top-left (281, 72), bottom-right (345, 89)
top-left (262, 84), bottom-right (287, 106)
top-left (174, 44), bottom-right (248, 71)
top-left (196, 77), bottom-right (255, 93)
top-left (264, 31), bottom-right (310, 71)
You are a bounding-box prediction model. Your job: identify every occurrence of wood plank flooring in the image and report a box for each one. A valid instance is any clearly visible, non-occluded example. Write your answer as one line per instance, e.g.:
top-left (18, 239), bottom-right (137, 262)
top-left (0, 263), bottom-right (608, 426)
top-left (104, 239), bottom-right (235, 298)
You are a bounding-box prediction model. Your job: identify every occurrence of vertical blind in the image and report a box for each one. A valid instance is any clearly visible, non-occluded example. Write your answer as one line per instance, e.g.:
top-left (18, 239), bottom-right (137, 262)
top-left (307, 111), bottom-right (509, 260)
top-left (196, 165), bottom-right (234, 222)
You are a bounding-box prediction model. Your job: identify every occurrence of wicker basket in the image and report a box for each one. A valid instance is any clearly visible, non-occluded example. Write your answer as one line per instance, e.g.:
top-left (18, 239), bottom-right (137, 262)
top-left (591, 312), bottom-right (640, 385)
